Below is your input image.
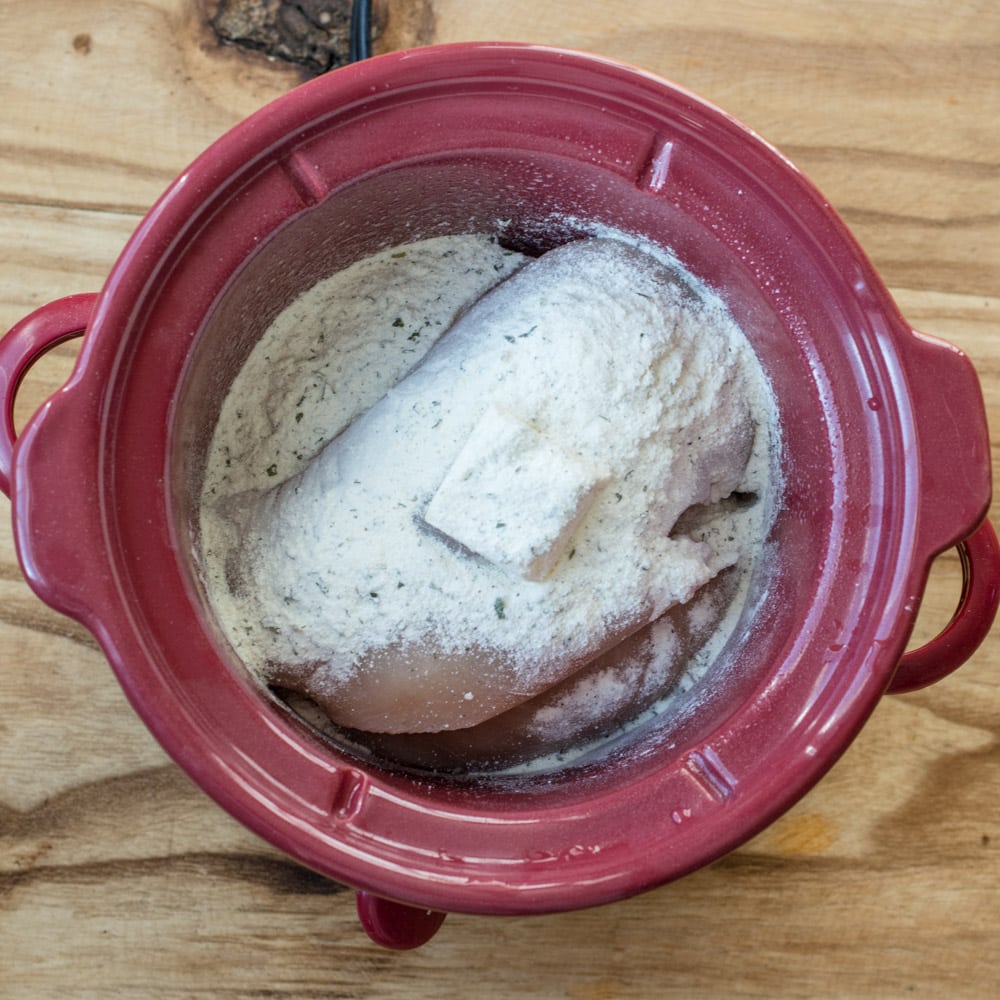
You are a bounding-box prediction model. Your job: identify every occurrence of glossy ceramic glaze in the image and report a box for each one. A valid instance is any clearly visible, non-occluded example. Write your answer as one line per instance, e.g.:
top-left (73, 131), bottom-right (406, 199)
top-left (1, 44), bottom-right (996, 949)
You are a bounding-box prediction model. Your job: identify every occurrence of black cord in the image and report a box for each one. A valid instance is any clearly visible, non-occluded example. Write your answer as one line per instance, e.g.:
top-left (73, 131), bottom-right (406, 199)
top-left (349, 0), bottom-right (373, 62)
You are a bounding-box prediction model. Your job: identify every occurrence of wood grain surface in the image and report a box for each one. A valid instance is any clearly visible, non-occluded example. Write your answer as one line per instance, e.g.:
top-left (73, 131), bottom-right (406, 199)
top-left (1, 2), bottom-right (997, 997)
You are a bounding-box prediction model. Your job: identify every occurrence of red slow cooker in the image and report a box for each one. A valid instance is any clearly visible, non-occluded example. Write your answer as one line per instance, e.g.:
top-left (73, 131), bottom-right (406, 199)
top-left (1, 44), bottom-right (997, 949)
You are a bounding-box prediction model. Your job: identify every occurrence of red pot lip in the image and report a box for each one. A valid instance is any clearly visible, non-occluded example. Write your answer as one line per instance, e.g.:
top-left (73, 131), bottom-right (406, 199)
top-left (9, 42), bottom-right (992, 915)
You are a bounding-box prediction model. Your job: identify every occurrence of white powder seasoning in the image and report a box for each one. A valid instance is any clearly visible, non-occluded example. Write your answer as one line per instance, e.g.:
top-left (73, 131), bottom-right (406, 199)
top-left (201, 234), bottom-right (526, 496)
top-left (199, 231), bottom-right (779, 746)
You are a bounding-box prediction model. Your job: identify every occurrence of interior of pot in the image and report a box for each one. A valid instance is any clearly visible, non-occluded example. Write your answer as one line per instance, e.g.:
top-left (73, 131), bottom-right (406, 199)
top-left (171, 142), bottom-right (851, 790)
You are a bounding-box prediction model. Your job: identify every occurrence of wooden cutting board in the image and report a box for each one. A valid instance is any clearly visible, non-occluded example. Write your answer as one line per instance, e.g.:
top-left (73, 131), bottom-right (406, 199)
top-left (1, 2), bottom-right (997, 997)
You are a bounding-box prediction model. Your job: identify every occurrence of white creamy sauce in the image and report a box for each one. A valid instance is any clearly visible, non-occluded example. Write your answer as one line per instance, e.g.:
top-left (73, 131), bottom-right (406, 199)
top-left (199, 230), bottom-right (780, 763)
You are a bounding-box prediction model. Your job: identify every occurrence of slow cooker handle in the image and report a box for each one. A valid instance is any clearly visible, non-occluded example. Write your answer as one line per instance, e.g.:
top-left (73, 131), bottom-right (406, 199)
top-left (889, 518), bottom-right (1000, 694)
top-left (0, 293), bottom-right (96, 497)
top-left (886, 326), bottom-right (999, 694)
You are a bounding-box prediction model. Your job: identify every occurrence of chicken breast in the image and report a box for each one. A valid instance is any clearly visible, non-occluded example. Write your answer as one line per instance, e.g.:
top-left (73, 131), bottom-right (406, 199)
top-left (214, 238), bottom-right (760, 734)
